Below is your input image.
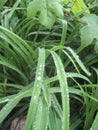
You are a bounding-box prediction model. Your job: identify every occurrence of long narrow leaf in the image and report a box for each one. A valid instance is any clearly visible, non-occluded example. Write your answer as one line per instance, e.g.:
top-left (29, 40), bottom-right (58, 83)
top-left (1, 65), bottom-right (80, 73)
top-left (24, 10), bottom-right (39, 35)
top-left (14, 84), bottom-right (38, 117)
top-left (24, 48), bottom-right (45, 130)
top-left (50, 51), bottom-right (69, 130)
top-left (91, 112), bottom-right (98, 130)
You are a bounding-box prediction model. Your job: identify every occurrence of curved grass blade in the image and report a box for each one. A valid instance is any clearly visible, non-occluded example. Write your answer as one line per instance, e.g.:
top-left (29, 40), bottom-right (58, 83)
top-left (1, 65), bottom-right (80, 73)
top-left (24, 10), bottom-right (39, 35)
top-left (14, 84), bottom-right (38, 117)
top-left (0, 59), bottom-right (28, 84)
top-left (0, 83), bottom-right (23, 89)
top-left (64, 47), bottom-right (91, 76)
top-left (0, 26), bottom-right (33, 62)
top-left (66, 72), bottom-right (91, 83)
top-left (0, 87), bottom-right (31, 124)
top-left (63, 50), bottom-right (80, 73)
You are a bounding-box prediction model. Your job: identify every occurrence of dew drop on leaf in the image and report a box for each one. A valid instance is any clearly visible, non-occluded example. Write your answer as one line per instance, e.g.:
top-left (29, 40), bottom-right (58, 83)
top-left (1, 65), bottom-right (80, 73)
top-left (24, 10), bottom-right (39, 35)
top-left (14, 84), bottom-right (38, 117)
top-left (37, 76), bottom-right (41, 80)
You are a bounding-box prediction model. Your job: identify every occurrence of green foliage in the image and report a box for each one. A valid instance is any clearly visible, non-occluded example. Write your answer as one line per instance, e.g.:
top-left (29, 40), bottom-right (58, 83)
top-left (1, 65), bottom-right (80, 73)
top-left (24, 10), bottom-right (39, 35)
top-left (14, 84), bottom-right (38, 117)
top-left (91, 112), bottom-right (98, 130)
top-left (0, 0), bottom-right (7, 10)
top-left (0, 0), bottom-right (98, 130)
top-left (80, 14), bottom-right (98, 53)
top-left (62, 0), bottom-right (90, 14)
top-left (27, 0), bottom-right (64, 28)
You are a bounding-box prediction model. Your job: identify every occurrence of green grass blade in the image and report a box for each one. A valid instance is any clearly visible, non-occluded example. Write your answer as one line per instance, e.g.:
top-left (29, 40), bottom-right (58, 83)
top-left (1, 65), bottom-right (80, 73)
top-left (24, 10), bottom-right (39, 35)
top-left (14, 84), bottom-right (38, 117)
top-left (50, 51), bottom-right (69, 130)
top-left (0, 59), bottom-right (28, 84)
top-left (91, 112), bottom-right (98, 130)
top-left (63, 50), bottom-right (80, 73)
top-left (49, 108), bottom-right (57, 130)
top-left (51, 94), bottom-right (62, 119)
top-left (42, 84), bottom-right (51, 107)
top-left (64, 47), bottom-right (91, 76)
top-left (66, 72), bottom-right (91, 83)
top-left (0, 85), bottom-right (33, 124)
top-left (32, 97), bottom-right (49, 130)
top-left (24, 48), bottom-right (45, 130)
top-left (0, 97), bottom-right (21, 124)
top-left (0, 26), bottom-right (33, 62)
top-left (0, 88), bottom-right (29, 124)
top-left (0, 83), bottom-right (23, 89)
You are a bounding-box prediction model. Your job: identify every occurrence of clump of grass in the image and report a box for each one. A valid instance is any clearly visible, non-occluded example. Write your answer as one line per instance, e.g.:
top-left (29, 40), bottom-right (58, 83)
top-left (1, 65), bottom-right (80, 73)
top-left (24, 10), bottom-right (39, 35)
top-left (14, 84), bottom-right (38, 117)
top-left (0, 0), bottom-right (98, 130)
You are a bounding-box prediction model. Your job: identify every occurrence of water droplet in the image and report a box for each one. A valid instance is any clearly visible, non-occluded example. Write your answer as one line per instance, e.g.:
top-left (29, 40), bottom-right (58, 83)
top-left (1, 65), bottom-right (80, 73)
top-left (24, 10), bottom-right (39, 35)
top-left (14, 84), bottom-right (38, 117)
top-left (40, 65), bottom-right (42, 67)
top-left (76, 55), bottom-right (79, 59)
top-left (4, 99), bottom-right (10, 102)
top-left (69, 48), bottom-right (73, 52)
top-left (62, 82), bottom-right (65, 85)
top-left (34, 96), bottom-right (37, 100)
top-left (37, 76), bottom-right (41, 80)
top-left (62, 125), bottom-right (64, 130)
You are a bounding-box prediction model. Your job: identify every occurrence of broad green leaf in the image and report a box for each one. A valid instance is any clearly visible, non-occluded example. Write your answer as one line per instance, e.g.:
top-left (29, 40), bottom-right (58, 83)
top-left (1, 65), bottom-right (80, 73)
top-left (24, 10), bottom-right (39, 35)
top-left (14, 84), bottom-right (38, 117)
top-left (48, 1), bottom-right (63, 18)
top-left (39, 8), bottom-right (56, 29)
top-left (27, 0), bottom-right (64, 28)
top-left (80, 14), bottom-right (98, 53)
top-left (27, 0), bottom-right (40, 18)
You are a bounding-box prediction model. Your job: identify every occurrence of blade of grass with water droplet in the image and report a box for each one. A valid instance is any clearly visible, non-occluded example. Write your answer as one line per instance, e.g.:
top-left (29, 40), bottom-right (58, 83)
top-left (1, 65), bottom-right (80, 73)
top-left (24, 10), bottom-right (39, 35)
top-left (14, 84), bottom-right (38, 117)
top-left (50, 51), bottom-right (69, 130)
top-left (51, 94), bottom-right (62, 119)
top-left (66, 72), bottom-right (91, 83)
top-left (45, 76), bottom-right (58, 85)
top-left (64, 47), bottom-right (91, 76)
top-left (42, 83), bottom-right (51, 107)
top-left (63, 50), bottom-right (80, 73)
top-left (24, 48), bottom-right (45, 130)
top-left (0, 87), bottom-right (31, 124)
top-left (32, 97), bottom-right (49, 130)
